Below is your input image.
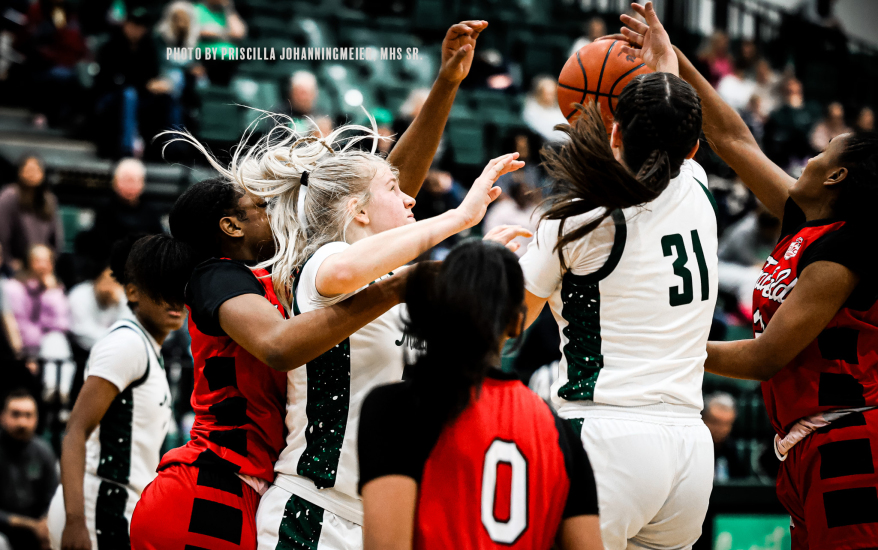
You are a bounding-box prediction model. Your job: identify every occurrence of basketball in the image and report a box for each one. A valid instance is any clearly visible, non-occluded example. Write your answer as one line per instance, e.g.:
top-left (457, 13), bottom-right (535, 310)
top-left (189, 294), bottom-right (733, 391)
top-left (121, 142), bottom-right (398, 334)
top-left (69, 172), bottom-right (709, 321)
top-left (557, 39), bottom-right (653, 131)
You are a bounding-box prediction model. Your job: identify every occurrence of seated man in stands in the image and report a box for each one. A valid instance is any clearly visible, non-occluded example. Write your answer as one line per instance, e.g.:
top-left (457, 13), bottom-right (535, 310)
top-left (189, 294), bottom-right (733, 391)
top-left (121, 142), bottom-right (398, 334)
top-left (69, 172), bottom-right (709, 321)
top-left (703, 392), bottom-right (750, 482)
top-left (0, 390), bottom-right (58, 550)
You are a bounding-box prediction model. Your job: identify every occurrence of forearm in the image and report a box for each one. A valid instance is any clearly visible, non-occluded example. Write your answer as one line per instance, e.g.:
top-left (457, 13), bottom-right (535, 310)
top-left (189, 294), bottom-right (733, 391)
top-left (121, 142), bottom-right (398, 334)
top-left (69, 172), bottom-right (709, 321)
top-left (263, 276), bottom-right (401, 370)
top-left (705, 340), bottom-right (779, 381)
top-left (387, 77), bottom-right (458, 197)
top-left (321, 211), bottom-right (464, 295)
top-left (60, 429), bottom-right (88, 520)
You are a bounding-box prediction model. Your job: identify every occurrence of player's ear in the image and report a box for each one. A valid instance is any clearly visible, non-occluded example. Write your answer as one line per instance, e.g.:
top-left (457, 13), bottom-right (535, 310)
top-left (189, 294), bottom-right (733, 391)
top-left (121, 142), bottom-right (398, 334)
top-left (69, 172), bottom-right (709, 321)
top-left (685, 141), bottom-right (700, 159)
top-left (219, 215), bottom-right (244, 238)
top-left (349, 197), bottom-right (370, 226)
top-left (125, 283), bottom-right (140, 305)
top-left (825, 167), bottom-right (848, 187)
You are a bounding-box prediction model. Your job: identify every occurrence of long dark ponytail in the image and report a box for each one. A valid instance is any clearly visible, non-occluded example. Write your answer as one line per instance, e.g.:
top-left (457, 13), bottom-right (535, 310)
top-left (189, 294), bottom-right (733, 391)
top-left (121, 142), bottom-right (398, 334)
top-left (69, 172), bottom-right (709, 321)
top-left (404, 240), bottom-right (525, 425)
top-left (541, 72), bottom-right (702, 264)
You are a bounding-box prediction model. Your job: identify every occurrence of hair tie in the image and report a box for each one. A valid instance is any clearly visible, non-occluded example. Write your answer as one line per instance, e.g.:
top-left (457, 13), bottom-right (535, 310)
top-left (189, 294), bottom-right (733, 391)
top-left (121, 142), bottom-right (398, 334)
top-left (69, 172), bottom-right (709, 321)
top-left (300, 171), bottom-right (309, 187)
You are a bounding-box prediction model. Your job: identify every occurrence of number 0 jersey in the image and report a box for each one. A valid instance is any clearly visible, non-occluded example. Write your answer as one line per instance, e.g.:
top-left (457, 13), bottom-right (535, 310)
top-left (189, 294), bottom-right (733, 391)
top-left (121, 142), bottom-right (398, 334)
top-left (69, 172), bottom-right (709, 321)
top-left (757, 200), bottom-right (878, 436)
top-left (520, 159), bottom-right (718, 414)
top-left (358, 370), bottom-right (598, 550)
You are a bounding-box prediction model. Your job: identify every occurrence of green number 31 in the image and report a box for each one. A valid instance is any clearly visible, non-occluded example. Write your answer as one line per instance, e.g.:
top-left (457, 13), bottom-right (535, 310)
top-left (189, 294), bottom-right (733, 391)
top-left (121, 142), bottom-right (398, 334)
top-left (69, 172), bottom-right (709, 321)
top-left (661, 230), bottom-right (709, 307)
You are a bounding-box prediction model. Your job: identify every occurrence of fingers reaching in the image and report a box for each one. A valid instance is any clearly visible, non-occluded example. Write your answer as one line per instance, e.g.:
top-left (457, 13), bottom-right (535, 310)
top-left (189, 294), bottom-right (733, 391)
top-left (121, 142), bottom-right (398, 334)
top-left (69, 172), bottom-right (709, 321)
top-left (619, 13), bottom-right (649, 35)
top-left (620, 26), bottom-right (644, 46)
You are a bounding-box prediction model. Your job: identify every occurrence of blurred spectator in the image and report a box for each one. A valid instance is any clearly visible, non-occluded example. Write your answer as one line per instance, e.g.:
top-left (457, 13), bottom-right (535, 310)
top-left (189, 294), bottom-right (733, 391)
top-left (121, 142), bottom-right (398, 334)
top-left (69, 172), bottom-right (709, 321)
top-left (93, 8), bottom-right (174, 159)
top-left (855, 106), bottom-right (874, 132)
top-left (460, 48), bottom-right (514, 91)
top-left (392, 88), bottom-right (447, 164)
top-left (156, 1), bottom-right (206, 129)
top-left (522, 76), bottom-right (567, 143)
top-left (763, 77), bottom-right (820, 171)
top-left (315, 115), bottom-right (335, 140)
top-left (0, 0), bottom-right (27, 82)
top-left (371, 108), bottom-right (394, 156)
top-left (717, 57), bottom-right (756, 112)
top-left (697, 31), bottom-right (734, 87)
top-left (810, 102), bottom-right (851, 152)
top-left (496, 129), bottom-right (545, 195)
top-left (411, 170), bottom-right (466, 259)
top-left (67, 266), bottom-right (128, 352)
top-left (4, 245), bottom-right (69, 359)
top-left (751, 59), bottom-right (781, 117)
top-left (738, 39), bottom-right (760, 76)
top-left (0, 244), bottom-right (23, 364)
top-left (0, 390), bottom-right (56, 550)
top-left (17, 0), bottom-right (87, 127)
top-left (194, 0), bottom-right (246, 85)
top-left (718, 202), bottom-right (780, 315)
top-left (569, 17), bottom-right (607, 56)
top-left (483, 180), bottom-right (540, 257)
top-left (0, 154), bottom-right (62, 274)
top-left (275, 70), bottom-right (319, 118)
top-left (84, 160), bottom-right (164, 259)
top-left (703, 392), bottom-right (749, 482)
top-left (741, 95), bottom-right (767, 146)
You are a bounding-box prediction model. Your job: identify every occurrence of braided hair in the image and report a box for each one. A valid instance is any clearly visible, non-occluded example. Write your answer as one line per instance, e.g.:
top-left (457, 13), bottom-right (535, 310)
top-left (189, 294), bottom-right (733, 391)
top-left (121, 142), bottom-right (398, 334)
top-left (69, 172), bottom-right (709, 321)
top-left (541, 72), bottom-right (702, 265)
top-left (169, 177), bottom-right (247, 265)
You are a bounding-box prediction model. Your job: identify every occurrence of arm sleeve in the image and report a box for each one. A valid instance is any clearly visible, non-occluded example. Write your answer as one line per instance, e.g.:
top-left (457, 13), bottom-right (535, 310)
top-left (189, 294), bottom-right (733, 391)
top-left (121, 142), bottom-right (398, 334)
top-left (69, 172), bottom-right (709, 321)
top-left (357, 383), bottom-right (428, 492)
top-left (799, 225), bottom-right (871, 291)
top-left (86, 328), bottom-right (149, 392)
top-left (295, 242), bottom-right (355, 312)
top-left (187, 259), bottom-right (266, 337)
top-left (554, 415), bottom-right (599, 518)
top-left (519, 220), bottom-right (564, 299)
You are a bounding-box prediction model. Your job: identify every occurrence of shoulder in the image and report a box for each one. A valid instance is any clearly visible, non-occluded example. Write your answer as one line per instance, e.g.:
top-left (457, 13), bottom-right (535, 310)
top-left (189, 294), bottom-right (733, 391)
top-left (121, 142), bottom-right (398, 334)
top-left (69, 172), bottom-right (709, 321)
top-left (0, 184), bottom-right (18, 202)
top-left (88, 324), bottom-right (149, 389)
top-left (67, 282), bottom-right (93, 301)
top-left (92, 324), bottom-right (146, 356)
top-left (28, 437), bottom-right (56, 463)
top-left (191, 257), bottom-right (258, 281)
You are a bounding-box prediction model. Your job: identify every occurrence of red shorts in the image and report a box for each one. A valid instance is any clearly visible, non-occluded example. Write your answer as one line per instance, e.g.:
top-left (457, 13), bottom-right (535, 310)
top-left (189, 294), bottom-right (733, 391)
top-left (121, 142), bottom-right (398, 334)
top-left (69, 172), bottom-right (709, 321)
top-left (776, 407), bottom-right (878, 550)
top-left (131, 461), bottom-right (261, 550)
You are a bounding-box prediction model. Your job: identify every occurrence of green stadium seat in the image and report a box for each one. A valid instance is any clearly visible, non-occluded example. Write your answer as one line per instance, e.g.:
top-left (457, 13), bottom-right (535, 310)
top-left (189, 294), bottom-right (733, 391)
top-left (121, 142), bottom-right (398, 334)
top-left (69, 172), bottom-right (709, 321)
top-left (291, 18), bottom-right (334, 49)
top-left (231, 78), bottom-right (281, 126)
top-left (197, 87), bottom-right (244, 142)
top-left (249, 15), bottom-right (292, 39)
top-left (447, 120), bottom-right (486, 166)
top-left (58, 205), bottom-right (95, 253)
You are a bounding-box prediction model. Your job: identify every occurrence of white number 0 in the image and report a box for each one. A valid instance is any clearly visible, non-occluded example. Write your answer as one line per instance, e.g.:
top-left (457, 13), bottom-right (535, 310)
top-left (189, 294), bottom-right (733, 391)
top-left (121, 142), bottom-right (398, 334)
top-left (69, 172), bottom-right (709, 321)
top-left (481, 439), bottom-right (528, 544)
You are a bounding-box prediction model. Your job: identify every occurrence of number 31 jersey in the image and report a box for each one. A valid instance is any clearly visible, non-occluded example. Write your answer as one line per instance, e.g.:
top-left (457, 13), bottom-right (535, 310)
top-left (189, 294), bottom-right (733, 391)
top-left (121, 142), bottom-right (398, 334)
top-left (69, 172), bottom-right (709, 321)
top-left (520, 159), bottom-right (718, 414)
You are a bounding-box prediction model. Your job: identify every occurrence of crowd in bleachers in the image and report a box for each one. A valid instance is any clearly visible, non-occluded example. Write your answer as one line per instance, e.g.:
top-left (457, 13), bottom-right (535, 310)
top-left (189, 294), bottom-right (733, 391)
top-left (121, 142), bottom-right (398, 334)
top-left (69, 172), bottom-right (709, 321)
top-left (0, 0), bottom-right (877, 546)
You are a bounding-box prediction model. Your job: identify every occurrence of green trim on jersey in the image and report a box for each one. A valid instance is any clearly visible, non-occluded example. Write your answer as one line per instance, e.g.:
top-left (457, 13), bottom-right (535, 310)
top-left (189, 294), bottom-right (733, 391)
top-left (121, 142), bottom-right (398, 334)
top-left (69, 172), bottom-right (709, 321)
top-left (275, 493), bottom-right (326, 550)
top-left (695, 178), bottom-right (718, 218)
top-left (292, 259), bottom-right (351, 490)
top-left (95, 479), bottom-right (130, 548)
top-left (95, 323), bottom-right (154, 484)
top-left (557, 209), bottom-right (627, 401)
top-left (568, 418), bottom-right (584, 438)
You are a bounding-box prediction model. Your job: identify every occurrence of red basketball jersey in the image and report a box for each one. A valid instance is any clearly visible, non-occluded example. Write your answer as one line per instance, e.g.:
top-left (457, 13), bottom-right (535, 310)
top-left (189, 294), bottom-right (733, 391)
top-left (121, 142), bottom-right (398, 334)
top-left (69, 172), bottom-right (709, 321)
top-left (755, 208), bottom-right (878, 436)
top-left (358, 371), bottom-right (598, 550)
top-left (159, 259), bottom-right (288, 482)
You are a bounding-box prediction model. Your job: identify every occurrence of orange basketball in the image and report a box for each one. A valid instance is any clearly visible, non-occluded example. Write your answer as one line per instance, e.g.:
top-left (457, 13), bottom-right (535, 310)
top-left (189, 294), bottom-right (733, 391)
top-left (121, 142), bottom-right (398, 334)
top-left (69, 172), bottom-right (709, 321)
top-left (557, 39), bottom-right (652, 132)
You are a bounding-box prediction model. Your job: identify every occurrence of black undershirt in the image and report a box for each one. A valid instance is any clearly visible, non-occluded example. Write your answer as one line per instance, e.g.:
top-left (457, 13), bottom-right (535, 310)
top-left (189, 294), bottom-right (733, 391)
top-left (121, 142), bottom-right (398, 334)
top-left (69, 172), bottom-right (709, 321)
top-left (185, 258), bottom-right (266, 337)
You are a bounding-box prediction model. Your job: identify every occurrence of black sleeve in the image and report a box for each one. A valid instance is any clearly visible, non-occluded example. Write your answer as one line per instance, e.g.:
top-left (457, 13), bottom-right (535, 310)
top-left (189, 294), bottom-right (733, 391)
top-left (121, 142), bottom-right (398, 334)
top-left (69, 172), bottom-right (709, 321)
top-left (186, 259), bottom-right (266, 337)
top-left (779, 197), bottom-right (806, 239)
top-left (554, 414), bottom-right (599, 518)
top-left (799, 226), bottom-right (878, 310)
top-left (358, 382), bottom-right (439, 493)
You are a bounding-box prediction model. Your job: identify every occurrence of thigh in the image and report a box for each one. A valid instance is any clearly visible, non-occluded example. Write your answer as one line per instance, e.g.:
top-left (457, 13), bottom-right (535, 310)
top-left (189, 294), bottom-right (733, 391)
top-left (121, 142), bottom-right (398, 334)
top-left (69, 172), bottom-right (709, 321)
top-left (795, 409), bottom-right (878, 550)
top-left (256, 487), bottom-right (361, 550)
top-left (132, 464), bottom-right (259, 550)
top-left (632, 423), bottom-right (714, 550)
top-left (576, 416), bottom-right (677, 550)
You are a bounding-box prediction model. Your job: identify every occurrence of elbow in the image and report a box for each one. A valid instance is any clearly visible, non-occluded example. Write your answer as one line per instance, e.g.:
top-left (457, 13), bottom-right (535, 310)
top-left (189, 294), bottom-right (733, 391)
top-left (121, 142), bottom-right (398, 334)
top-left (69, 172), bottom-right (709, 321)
top-left (323, 263), bottom-right (360, 295)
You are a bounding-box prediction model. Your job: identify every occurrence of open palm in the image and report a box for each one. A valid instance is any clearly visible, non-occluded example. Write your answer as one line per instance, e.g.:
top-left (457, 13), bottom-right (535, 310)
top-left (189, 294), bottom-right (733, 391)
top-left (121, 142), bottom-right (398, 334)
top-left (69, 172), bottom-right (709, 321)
top-left (619, 2), bottom-right (679, 76)
top-left (438, 20), bottom-right (488, 84)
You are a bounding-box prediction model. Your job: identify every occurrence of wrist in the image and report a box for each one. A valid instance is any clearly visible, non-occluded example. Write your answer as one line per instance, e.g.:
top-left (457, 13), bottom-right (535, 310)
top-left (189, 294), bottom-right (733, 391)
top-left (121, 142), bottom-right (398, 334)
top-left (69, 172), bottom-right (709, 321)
top-left (445, 208), bottom-right (471, 230)
top-left (65, 512), bottom-right (85, 521)
top-left (434, 73), bottom-right (462, 89)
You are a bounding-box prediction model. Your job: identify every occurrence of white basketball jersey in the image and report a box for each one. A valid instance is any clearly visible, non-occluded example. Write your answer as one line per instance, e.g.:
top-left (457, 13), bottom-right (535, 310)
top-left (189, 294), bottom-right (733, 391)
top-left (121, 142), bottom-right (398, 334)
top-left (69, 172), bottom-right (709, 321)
top-left (521, 160), bottom-right (718, 415)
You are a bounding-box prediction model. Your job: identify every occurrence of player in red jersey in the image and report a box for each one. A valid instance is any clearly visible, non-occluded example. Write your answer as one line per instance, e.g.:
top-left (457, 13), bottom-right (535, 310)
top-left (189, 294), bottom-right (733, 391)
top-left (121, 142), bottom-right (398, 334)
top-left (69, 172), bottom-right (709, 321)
top-left (621, 4), bottom-right (878, 548)
top-left (358, 241), bottom-right (602, 550)
top-left (132, 21), bottom-right (493, 549)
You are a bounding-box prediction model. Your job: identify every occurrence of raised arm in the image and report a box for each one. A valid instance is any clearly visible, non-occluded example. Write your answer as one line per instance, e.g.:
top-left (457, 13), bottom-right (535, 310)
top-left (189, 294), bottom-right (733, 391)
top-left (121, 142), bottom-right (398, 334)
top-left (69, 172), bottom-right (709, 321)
top-left (317, 154), bottom-right (522, 296)
top-left (219, 270), bottom-right (407, 372)
top-left (387, 21), bottom-right (487, 197)
top-left (705, 261), bottom-right (858, 381)
top-left (618, 1), bottom-right (794, 218)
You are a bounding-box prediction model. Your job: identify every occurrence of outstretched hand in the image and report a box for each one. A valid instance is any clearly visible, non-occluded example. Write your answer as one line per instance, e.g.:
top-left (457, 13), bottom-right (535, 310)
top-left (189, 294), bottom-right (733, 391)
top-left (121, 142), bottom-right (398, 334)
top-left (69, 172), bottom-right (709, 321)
top-left (456, 153), bottom-right (525, 229)
top-left (619, 2), bottom-right (679, 76)
top-left (483, 224), bottom-right (534, 253)
top-left (438, 20), bottom-right (488, 84)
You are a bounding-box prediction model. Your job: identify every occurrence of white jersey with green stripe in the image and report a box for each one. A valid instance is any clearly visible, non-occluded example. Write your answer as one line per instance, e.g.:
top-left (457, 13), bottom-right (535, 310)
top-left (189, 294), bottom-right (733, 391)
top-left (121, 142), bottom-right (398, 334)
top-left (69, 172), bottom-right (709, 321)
top-left (520, 159), bottom-right (718, 415)
top-left (83, 317), bottom-right (172, 495)
top-left (274, 241), bottom-right (406, 520)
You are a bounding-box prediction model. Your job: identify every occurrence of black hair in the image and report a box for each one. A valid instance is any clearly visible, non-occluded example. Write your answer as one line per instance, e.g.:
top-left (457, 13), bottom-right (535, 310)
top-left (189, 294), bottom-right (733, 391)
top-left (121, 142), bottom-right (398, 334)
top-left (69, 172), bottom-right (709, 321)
top-left (16, 152), bottom-right (53, 221)
top-left (169, 177), bottom-right (246, 264)
top-left (834, 132), bottom-right (878, 229)
top-left (2, 389), bottom-right (36, 413)
top-left (110, 233), bottom-right (194, 306)
top-left (404, 240), bottom-right (525, 425)
top-left (540, 73), bottom-right (702, 265)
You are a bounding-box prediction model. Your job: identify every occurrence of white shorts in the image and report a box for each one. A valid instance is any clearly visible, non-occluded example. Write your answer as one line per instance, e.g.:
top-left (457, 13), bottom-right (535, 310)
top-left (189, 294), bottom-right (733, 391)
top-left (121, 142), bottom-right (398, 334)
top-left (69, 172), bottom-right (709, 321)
top-left (47, 472), bottom-right (139, 550)
top-left (568, 406), bottom-right (714, 550)
top-left (256, 483), bottom-right (362, 550)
